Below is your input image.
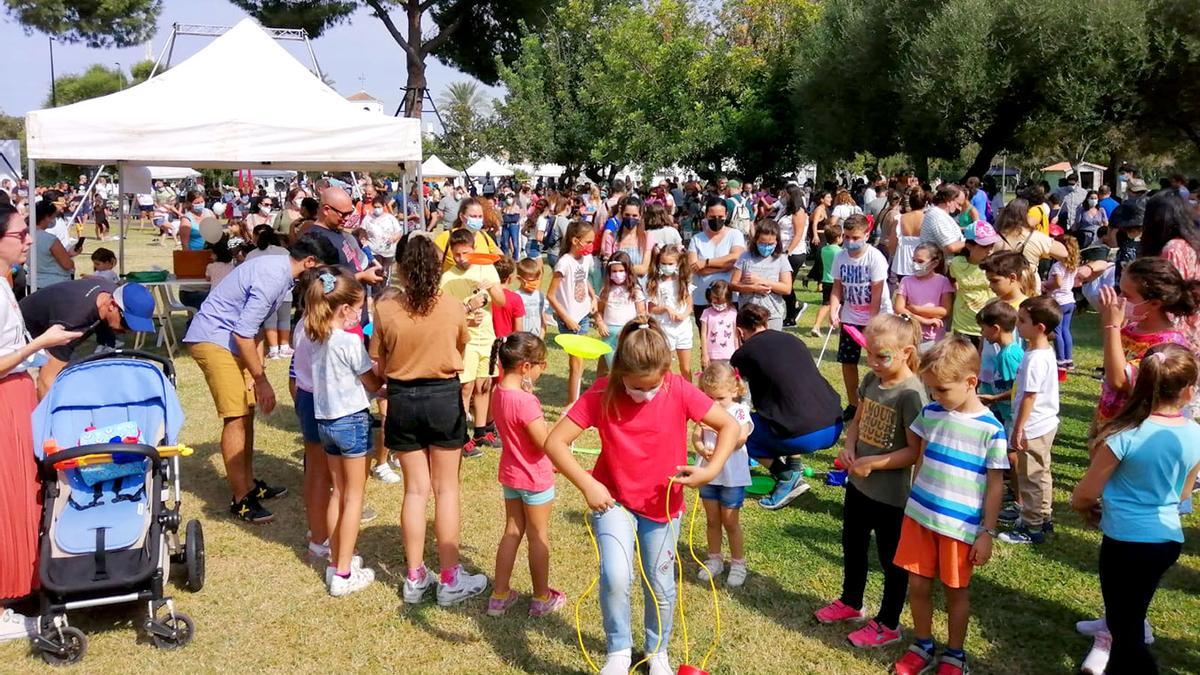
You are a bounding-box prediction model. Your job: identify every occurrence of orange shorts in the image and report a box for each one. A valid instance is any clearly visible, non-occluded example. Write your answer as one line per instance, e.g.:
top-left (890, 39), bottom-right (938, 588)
top-left (893, 516), bottom-right (974, 589)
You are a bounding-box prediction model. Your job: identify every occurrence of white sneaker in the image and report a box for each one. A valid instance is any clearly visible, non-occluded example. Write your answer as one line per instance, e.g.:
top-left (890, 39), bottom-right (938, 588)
top-left (599, 649), bottom-right (632, 675)
top-left (727, 560), bottom-right (748, 587)
top-left (306, 540), bottom-right (330, 562)
top-left (372, 463), bottom-right (402, 484)
top-left (436, 565), bottom-right (489, 606)
top-left (1080, 631), bottom-right (1111, 675)
top-left (328, 565), bottom-right (375, 597)
top-left (402, 566), bottom-right (435, 604)
top-left (1076, 616), bottom-right (1154, 644)
top-left (697, 555), bottom-right (724, 582)
top-left (267, 347), bottom-right (282, 360)
top-left (648, 651), bottom-right (672, 675)
top-left (321, 553), bottom-right (364, 577)
top-left (0, 609), bottom-right (35, 643)
top-left (278, 345), bottom-right (294, 357)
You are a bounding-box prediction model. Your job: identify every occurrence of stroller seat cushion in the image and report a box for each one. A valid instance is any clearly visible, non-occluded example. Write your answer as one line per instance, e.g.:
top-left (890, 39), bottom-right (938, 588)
top-left (74, 421), bottom-right (148, 487)
top-left (55, 475), bottom-right (149, 554)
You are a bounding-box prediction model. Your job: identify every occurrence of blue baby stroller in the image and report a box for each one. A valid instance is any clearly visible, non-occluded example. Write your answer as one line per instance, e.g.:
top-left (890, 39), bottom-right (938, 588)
top-left (30, 351), bottom-right (203, 666)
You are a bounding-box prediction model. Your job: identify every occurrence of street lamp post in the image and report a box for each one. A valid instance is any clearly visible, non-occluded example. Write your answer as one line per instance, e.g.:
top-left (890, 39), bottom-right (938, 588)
top-left (48, 36), bottom-right (57, 107)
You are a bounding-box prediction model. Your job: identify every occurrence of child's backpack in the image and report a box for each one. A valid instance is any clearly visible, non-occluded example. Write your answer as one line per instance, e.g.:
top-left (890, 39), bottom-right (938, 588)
top-left (729, 195), bottom-right (753, 235)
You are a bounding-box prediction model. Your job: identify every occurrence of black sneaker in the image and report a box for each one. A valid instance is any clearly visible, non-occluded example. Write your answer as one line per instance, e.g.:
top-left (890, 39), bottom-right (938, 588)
top-left (842, 405), bottom-right (857, 422)
top-left (230, 494), bottom-right (274, 523)
top-left (1041, 520), bottom-right (1054, 534)
top-left (253, 478), bottom-right (288, 501)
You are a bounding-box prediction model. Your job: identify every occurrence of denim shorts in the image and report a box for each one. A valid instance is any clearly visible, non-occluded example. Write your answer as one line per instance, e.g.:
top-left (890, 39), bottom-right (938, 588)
top-left (294, 388), bottom-right (320, 444)
top-left (317, 410), bottom-right (372, 458)
top-left (699, 484), bottom-right (746, 509)
top-left (556, 315), bottom-right (592, 335)
top-left (502, 485), bottom-right (556, 506)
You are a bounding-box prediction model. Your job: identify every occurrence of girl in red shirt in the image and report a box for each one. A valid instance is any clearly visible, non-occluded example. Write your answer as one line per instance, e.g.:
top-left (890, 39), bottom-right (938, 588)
top-left (545, 318), bottom-right (741, 675)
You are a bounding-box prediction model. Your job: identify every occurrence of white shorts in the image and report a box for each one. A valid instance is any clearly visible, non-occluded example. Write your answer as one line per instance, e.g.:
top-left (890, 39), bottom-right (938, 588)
top-left (660, 319), bottom-right (693, 351)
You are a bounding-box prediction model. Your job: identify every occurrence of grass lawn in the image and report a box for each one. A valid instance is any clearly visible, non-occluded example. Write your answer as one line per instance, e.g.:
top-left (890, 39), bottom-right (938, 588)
top-left (4, 224), bottom-right (1200, 673)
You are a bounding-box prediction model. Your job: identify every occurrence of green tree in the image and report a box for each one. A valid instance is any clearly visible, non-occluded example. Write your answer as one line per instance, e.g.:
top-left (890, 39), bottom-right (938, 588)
top-left (3, 0), bottom-right (160, 47)
top-left (437, 81), bottom-right (488, 119)
top-left (793, 0), bottom-right (1147, 181)
top-left (425, 82), bottom-right (501, 170)
top-left (45, 64), bottom-right (128, 108)
top-left (229, 0), bottom-right (560, 117)
top-left (497, 0), bottom-right (737, 182)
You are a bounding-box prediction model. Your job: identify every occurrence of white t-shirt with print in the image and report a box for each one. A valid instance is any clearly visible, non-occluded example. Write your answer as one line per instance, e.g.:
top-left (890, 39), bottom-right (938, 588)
top-left (602, 285), bottom-right (646, 327)
top-left (553, 253), bottom-right (595, 323)
top-left (312, 329), bottom-right (374, 420)
top-left (697, 401), bottom-right (753, 488)
top-left (833, 246), bottom-right (892, 326)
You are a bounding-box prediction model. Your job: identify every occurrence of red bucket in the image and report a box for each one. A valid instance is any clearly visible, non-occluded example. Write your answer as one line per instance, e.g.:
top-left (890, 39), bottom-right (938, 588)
top-left (1057, 368), bottom-right (1068, 383)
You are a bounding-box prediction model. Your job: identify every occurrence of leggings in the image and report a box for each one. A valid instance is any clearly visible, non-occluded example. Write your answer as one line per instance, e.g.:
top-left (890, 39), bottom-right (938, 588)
top-left (783, 253), bottom-right (806, 322)
top-left (1099, 536), bottom-right (1181, 675)
top-left (841, 483), bottom-right (908, 629)
top-left (1054, 302), bottom-right (1075, 362)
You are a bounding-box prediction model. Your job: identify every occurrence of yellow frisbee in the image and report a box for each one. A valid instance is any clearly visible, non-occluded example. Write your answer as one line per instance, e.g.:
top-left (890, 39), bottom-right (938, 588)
top-left (554, 333), bottom-right (612, 359)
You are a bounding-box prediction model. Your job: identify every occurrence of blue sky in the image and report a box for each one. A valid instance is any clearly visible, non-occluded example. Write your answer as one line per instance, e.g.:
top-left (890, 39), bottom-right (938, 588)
top-left (0, 0), bottom-right (502, 121)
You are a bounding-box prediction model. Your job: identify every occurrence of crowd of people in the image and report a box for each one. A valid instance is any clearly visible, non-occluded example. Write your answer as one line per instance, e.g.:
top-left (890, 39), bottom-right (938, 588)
top-left (1, 164), bottom-right (1199, 675)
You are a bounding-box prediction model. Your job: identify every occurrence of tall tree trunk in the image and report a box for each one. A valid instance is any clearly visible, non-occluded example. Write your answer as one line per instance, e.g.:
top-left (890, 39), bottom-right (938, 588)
top-left (1106, 150), bottom-right (1121, 192)
top-left (403, 1), bottom-right (426, 118)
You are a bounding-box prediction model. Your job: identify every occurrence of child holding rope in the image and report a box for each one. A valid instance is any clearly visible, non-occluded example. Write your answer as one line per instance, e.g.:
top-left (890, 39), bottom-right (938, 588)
top-left (545, 317), bottom-right (740, 675)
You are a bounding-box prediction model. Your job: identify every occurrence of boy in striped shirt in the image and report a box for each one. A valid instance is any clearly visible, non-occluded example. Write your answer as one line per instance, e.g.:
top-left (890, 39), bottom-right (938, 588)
top-left (891, 337), bottom-right (1009, 675)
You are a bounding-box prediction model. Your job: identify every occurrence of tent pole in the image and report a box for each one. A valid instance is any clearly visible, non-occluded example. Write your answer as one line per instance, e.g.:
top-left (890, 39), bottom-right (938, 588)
top-left (401, 171), bottom-right (409, 232)
top-left (27, 158), bottom-right (36, 293)
top-left (149, 25), bottom-right (177, 78)
top-left (64, 166), bottom-right (105, 228)
top-left (415, 161), bottom-right (426, 231)
top-left (303, 33), bottom-right (324, 81)
top-left (118, 162), bottom-right (126, 277)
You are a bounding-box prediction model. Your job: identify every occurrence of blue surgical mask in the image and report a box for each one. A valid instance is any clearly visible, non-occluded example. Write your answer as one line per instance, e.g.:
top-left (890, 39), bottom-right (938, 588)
top-left (466, 216), bottom-right (484, 232)
top-left (191, 203), bottom-right (204, 214)
top-left (757, 243), bottom-right (776, 257)
top-left (845, 240), bottom-right (865, 252)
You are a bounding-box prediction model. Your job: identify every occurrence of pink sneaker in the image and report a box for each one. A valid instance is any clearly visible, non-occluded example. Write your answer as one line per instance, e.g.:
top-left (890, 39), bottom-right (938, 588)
top-left (847, 619), bottom-right (902, 648)
top-left (529, 589), bottom-right (566, 617)
top-left (814, 599), bottom-right (866, 624)
top-left (486, 590), bottom-right (519, 616)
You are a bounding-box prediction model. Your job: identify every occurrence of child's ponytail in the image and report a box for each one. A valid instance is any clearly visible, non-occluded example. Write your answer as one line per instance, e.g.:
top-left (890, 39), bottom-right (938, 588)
top-left (1092, 343), bottom-right (1199, 453)
top-left (303, 266), bottom-right (364, 343)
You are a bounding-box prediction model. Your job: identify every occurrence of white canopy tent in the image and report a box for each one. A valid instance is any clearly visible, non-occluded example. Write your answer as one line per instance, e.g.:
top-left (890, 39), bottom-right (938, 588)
top-left (146, 166), bottom-right (201, 180)
top-left (421, 155), bottom-right (459, 179)
top-left (465, 156), bottom-right (513, 178)
top-left (23, 18), bottom-right (422, 286)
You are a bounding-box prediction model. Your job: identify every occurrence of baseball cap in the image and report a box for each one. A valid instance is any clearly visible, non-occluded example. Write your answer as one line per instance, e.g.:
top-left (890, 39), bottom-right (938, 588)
top-left (1127, 178), bottom-right (1148, 193)
top-left (113, 283), bottom-right (156, 333)
top-left (964, 221), bottom-right (1000, 246)
top-left (726, 180), bottom-right (741, 191)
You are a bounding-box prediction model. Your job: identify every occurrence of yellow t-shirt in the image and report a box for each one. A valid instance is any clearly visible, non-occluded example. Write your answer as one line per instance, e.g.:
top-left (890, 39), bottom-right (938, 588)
top-left (948, 256), bottom-right (992, 337)
top-left (433, 229), bottom-right (501, 272)
top-left (440, 263), bottom-right (501, 348)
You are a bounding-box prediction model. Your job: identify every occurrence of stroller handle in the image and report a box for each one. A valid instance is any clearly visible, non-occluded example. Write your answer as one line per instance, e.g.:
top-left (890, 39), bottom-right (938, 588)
top-left (70, 349), bottom-right (176, 385)
top-left (40, 443), bottom-right (161, 479)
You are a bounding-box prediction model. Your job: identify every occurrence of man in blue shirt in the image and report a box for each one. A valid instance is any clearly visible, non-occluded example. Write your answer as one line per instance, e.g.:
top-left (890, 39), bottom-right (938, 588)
top-left (184, 234), bottom-right (336, 523)
top-left (1097, 185), bottom-right (1119, 219)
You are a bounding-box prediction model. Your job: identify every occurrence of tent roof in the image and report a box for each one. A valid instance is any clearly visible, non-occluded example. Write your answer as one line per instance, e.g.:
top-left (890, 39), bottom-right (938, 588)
top-left (421, 154), bottom-right (459, 178)
top-left (24, 19), bottom-right (420, 171)
top-left (465, 156), bottom-right (512, 177)
top-left (1042, 161), bottom-right (1107, 172)
top-left (145, 166), bottom-right (200, 179)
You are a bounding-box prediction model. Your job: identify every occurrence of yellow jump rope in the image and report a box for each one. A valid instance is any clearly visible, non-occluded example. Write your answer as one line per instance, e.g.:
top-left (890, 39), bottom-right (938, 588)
top-left (576, 476), bottom-right (722, 674)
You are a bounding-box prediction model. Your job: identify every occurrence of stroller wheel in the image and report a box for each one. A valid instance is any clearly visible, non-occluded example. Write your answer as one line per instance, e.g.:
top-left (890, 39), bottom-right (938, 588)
top-left (149, 612), bottom-right (194, 650)
top-left (185, 519), bottom-right (205, 592)
top-left (38, 626), bottom-right (87, 666)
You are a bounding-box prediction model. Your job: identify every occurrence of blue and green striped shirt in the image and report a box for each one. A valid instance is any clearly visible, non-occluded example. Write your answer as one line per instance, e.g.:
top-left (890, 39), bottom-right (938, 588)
top-left (906, 403), bottom-right (1010, 545)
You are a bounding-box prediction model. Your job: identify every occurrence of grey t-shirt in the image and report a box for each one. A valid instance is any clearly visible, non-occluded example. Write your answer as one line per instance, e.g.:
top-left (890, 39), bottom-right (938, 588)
top-left (734, 251), bottom-right (791, 320)
top-left (438, 195), bottom-right (463, 226)
top-left (850, 371), bottom-right (929, 508)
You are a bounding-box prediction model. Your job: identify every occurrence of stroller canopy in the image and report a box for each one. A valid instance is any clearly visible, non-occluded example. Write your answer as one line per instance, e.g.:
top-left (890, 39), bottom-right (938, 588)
top-left (32, 358), bottom-right (184, 458)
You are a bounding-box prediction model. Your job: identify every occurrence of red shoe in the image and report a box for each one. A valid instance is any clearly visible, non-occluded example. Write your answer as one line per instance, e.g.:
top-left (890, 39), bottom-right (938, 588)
top-left (462, 438), bottom-right (483, 459)
top-left (891, 643), bottom-right (935, 675)
top-left (935, 653), bottom-right (969, 675)
top-left (848, 619), bottom-right (902, 648)
top-left (814, 599), bottom-right (865, 624)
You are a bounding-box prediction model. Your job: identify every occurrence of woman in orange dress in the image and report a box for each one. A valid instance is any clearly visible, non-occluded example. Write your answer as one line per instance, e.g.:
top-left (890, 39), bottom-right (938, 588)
top-left (0, 204), bottom-right (81, 602)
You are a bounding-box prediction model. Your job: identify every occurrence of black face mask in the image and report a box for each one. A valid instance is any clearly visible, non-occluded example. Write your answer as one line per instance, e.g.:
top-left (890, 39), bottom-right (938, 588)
top-left (707, 216), bottom-right (725, 232)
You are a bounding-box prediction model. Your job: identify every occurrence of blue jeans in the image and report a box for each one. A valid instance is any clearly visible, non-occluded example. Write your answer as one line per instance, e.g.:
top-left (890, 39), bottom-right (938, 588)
top-left (746, 414), bottom-right (843, 461)
top-left (317, 410), bottom-right (372, 458)
top-left (592, 505), bottom-right (680, 654)
top-left (1055, 302), bottom-right (1075, 362)
top-left (500, 219), bottom-right (521, 258)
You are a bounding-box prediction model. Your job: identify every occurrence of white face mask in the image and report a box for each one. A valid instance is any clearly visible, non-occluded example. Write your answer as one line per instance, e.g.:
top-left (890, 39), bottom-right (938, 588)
top-left (711, 303), bottom-right (728, 312)
top-left (372, 207), bottom-right (383, 217)
top-left (625, 383), bottom-right (662, 403)
top-left (911, 260), bottom-right (931, 275)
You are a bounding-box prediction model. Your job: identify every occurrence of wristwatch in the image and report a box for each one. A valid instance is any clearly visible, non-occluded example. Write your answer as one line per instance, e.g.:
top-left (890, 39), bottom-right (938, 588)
top-left (980, 527), bottom-right (998, 538)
